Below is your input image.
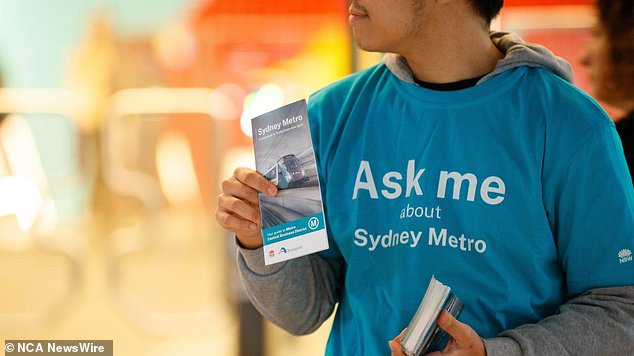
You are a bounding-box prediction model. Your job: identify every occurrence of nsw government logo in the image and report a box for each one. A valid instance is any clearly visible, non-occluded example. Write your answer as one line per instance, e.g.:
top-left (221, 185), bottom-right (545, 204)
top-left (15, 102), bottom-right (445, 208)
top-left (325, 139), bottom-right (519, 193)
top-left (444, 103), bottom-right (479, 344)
top-left (308, 217), bottom-right (320, 230)
top-left (268, 250), bottom-right (275, 258)
top-left (618, 249), bottom-right (632, 264)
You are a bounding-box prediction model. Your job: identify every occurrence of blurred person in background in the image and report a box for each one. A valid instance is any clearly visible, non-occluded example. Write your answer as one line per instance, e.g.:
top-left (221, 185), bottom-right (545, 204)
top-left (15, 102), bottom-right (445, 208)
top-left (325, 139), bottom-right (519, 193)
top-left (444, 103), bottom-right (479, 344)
top-left (217, 0), bottom-right (634, 355)
top-left (583, 0), bottom-right (633, 176)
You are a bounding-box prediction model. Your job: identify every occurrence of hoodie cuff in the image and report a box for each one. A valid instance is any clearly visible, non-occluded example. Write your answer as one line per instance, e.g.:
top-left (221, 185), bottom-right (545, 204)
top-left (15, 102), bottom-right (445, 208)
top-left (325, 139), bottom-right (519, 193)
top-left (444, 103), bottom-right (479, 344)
top-left (235, 236), bottom-right (287, 275)
top-left (483, 337), bottom-right (522, 356)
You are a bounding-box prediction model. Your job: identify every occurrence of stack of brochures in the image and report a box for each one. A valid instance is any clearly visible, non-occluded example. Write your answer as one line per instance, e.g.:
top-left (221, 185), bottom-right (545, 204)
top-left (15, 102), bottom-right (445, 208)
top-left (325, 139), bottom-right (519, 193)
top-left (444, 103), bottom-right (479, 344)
top-left (399, 276), bottom-right (463, 356)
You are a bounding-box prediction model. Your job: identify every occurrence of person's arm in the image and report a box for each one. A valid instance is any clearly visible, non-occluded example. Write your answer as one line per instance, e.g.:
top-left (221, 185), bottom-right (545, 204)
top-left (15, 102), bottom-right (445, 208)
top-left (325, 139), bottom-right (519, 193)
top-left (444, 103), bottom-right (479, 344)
top-left (389, 286), bottom-right (634, 356)
top-left (453, 122), bottom-right (634, 355)
top-left (484, 286), bottom-right (634, 355)
top-left (455, 108), bottom-right (634, 355)
top-left (216, 165), bottom-right (344, 334)
top-left (390, 107), bottom-right (634, 356)
top-left (484, 104), bottom-right (633, 355)
top-left (236, 242), bottom-right (344, 335)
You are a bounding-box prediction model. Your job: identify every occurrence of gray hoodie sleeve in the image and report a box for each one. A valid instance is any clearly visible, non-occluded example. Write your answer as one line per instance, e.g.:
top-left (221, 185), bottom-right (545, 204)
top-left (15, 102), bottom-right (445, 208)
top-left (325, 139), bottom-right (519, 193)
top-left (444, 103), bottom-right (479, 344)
top-left (236, 241), bottom-right (344, 335)
top-left (484, 286), bottom-right (634, 355)
top-left (238, 241), bottom-right (634, 354)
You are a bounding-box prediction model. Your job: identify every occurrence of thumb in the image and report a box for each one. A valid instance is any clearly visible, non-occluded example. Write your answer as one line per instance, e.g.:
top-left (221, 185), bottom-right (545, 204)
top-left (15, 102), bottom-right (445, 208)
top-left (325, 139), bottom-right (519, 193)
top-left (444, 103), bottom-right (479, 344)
top-left (389, 339), bottom-right (408, 356)
top-left (436, 310), bottom-right (472, 345)
top-left (388, 340), bottom-right (399, 355)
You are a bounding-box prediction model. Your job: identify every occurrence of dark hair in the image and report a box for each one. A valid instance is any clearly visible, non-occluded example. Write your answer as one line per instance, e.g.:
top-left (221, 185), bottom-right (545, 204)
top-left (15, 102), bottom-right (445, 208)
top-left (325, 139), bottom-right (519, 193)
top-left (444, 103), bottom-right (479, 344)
top-left (595, 0), bottom-right (634, 106)
top-left (468, 0), bottom-right (504, 24)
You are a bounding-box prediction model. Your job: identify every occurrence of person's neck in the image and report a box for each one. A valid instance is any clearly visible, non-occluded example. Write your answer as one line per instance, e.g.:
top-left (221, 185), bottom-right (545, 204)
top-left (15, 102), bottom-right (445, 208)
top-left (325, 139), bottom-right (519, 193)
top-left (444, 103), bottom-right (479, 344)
top-left (398, 8), bottom-right (502, 84)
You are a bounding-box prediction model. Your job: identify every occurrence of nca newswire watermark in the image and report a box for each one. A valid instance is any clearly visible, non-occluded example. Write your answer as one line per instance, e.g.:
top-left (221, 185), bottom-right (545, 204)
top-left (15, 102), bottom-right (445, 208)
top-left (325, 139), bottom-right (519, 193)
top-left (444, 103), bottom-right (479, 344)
top-left (4, 340), bottom-right (112, 356)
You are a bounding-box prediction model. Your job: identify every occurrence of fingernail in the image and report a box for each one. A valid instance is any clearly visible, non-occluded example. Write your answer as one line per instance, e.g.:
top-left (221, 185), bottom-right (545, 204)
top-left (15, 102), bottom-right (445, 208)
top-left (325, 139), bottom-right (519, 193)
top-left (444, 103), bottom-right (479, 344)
top-left (268, 187), bottom-right (277, 195)
top-left (249, 223), bottom-right (257, 230)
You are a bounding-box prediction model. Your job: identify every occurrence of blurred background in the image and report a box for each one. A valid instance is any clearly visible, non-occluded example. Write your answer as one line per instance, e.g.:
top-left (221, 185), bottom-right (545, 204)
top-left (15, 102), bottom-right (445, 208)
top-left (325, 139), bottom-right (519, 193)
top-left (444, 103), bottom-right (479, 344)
top-left (0, 0), bottom-right (622, 355)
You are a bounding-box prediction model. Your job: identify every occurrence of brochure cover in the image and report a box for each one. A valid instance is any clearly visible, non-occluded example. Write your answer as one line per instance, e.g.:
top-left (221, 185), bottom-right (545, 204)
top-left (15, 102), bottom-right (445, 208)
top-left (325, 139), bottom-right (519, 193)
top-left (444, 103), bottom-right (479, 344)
top-left (400, 276), bottom-right (463, 356)
top-left (251, 99), bottom-right (329, 265)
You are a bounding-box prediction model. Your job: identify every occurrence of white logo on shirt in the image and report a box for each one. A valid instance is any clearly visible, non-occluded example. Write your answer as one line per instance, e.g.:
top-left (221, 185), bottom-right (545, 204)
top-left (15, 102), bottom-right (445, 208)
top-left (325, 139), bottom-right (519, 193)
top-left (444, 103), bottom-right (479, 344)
top-left (618, 249), bottom-right (632, 264)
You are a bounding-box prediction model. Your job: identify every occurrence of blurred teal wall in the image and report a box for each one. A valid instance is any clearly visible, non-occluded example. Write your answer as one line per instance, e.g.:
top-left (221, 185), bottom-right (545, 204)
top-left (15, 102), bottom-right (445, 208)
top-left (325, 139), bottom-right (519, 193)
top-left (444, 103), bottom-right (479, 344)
top-left (0, 0), bottom-right (193, 87)
top-left (0, 0), bottom-right (194, 220)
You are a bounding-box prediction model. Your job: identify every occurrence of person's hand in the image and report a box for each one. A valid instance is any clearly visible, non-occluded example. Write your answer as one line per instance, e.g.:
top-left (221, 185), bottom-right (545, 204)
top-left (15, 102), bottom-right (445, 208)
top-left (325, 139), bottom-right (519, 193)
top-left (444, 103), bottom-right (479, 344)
top-left (388, 329), bottom-right (407, 356)
top-left (216, 167), bottom-right (277, 249)
top-left (388, 310), bottom-right (486, 356)
top-left (426, 310), bottom-right (485, 356)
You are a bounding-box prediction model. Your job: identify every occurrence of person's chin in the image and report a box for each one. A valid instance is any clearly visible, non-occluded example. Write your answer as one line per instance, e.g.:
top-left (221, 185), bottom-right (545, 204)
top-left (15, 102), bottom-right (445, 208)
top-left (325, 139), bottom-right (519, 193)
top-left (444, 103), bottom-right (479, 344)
top-left (356, 42), bottom-right (389, 53)
top-left (352, 33), bottom-right (384, 52)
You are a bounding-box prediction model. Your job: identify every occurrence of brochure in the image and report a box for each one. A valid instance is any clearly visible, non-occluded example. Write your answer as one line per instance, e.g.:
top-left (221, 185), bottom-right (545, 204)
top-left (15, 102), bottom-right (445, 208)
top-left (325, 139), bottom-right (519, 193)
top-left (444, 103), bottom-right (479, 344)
top-left (251, 99), bottom-right (329, 265)
top-left (399, 276), bottom-right (463, 356)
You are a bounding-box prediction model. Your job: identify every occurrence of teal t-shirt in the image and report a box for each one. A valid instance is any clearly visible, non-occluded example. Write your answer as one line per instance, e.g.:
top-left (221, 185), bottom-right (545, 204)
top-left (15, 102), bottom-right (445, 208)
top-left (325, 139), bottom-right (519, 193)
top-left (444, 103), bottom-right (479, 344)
top-left (307, 64), bottom-right (634, 356)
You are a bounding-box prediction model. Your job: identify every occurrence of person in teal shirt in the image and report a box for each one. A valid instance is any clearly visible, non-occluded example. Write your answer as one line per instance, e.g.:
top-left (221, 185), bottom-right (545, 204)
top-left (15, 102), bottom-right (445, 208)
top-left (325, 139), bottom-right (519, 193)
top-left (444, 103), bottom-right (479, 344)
top-left (216, 0), bottom-right (634, 355)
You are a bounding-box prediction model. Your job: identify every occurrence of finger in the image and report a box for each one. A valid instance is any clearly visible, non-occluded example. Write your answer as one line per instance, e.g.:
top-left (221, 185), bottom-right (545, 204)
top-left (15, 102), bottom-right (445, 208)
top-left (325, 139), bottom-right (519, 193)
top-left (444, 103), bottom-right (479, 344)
top-left (222, 178), bottom-right (259, 205)
top-left (389, 329), bottom-right (407, 356)
top-left (436, 310), bottom-right (474, 346)
top-left (234, 167), bottom-right (278, 196)
top-left (215, 210), bottom-right (258, 235)
top-left (218, 195), bottom-right (260, 224)
top-left (388, 340), bottom-right (407, 356)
